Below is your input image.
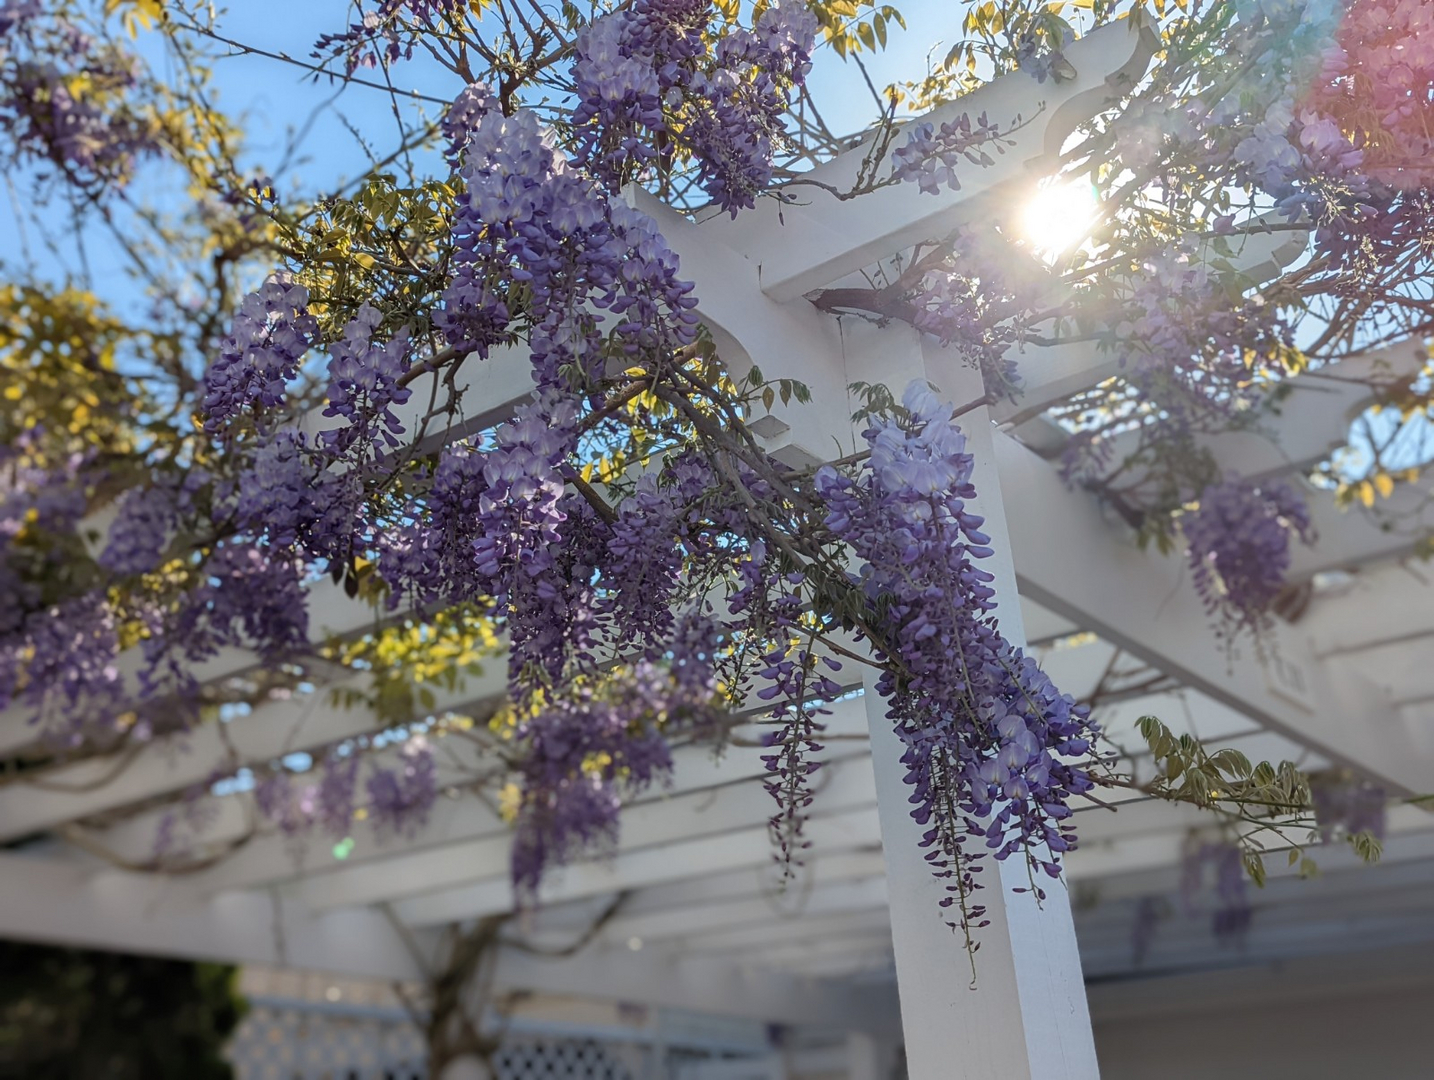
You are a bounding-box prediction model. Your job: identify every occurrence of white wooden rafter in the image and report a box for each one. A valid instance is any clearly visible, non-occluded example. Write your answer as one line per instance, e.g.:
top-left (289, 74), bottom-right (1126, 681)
top-left (0, 849), bottom-right (897, 1034)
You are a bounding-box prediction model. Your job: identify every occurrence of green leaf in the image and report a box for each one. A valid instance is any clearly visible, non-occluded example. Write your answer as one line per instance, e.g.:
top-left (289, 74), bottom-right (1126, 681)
top-left (1243, 849), bottom-right (1267, 888)
top-left (1349, 830), bottom-right (1384, 863)
top-left (1210, 748), bottom-right (1253, 779)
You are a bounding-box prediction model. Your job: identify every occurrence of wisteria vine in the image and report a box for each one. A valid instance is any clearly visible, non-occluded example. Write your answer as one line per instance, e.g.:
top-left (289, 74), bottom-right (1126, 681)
top-left (0, 0), bottom-right (1426, 961)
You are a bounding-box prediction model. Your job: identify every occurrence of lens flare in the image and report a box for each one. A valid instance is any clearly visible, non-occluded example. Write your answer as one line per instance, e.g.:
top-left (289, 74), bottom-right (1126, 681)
top-left (1021, 179), bottom-right (1099, 257)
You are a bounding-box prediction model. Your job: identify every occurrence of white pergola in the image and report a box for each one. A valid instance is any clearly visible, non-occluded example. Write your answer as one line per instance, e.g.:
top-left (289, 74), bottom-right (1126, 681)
top-left (3, 16), bottom-right (1434, 1079)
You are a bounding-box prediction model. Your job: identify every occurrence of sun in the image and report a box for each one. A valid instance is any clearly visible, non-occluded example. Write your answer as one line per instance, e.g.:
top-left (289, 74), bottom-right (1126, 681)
top-left (1021, 178), bottom-right (1099, 259)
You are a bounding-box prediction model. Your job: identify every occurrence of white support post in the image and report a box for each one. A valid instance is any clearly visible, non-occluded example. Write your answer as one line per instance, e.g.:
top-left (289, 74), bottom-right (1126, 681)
top-left (834, 325), bottom-right (1099, 1079)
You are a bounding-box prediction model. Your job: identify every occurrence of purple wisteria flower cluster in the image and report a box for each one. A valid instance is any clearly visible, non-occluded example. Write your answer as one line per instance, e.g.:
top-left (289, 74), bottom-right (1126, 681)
top-left (319, 302), bottom-right (413, 455)
top-left (437, 95), bottom-right (699, 385)
top-left (1179, 837), bottom-right (1252, 946)
top-left (910, 231), bottom-right (1033, 400)
top-left (570, 0), bottom-right (817, 214)
top-left (76, 287), bottom-right (416, 741)
top-left (254, 735), bottom-right (438, 843)
top-left (0, 4), bottom-right (160, 185)
top-left (1312, 772), bottom-right (1387, 843)
top-left (891, 111), bottom-right (1006, 196)
top-left (1118, 235), bottom-right (1295, 427)
top-left (313, 0), bottom-right (471, 75)
top-left (202, 279), bottom-right (320, 432)
top-left (816, 383), bottom-right (1098, 932)
top-left (0, 434), bottom-right (120, 741)
top-left (1015, 24), bottom-right (1074, 85)
top-left (376, 397), bottom-right (824, 888)
top-left (1182, 477), bottom-right (1315, 641)
top-left (508, 659), bottom-right (723, 896)
top-left (98, 484), bottom-right (175, 577)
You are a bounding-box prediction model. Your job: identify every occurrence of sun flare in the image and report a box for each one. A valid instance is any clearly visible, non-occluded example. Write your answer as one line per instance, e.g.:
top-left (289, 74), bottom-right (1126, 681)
top-left (1021, 179), bottom-right (1099, 258)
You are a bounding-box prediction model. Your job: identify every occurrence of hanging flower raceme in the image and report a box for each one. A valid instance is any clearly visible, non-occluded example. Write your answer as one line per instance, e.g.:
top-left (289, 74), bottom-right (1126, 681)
top-left (319, 302), bottom-right (413, 456)
top-left (909, 230), bottom-right (1035, 399)
top-left (366, 736), bottom-right (439, 838)
top-left (163, 541), bottom-right (310, 667)
top-left (438, 92), bottom-right (699, 384)
top-left (891, 111), bottom-right (1006, 196)
top-left (1182, 477), bottom-right (1315, 642)
top-left (0, 9), bottom-right (161, 187)
top-left (378, 439), bottom-right (491, 613)
top-left (1124, 236), bottom-right (1294, 396)
top-left (202, 279), bottom-right (319, 433)
top-left (570, 0), bottom-right (818, 214)
top-left (1179, 836), bottom-right (1252, 946)
top-left (9, 592), bottom-right (122, 742)
top-left (97, 485), bottom-right (175, 577)
top-left (1304, 0), bottom-right (1434, 192)
top-left (248, 734), bottom-right (438, 842)
top-left (598, 457), bottom-right (714, 648)
top-left (506, 656), bottom-right (723, 898)
top-left (815, 382), bottom-right (1097, 935)
top-left (0, 437), bottom-right (125, 740)
top-left (1311, 771), bottom-right (1387, 843)
top-left (469, 393), bottom-right (596, 693)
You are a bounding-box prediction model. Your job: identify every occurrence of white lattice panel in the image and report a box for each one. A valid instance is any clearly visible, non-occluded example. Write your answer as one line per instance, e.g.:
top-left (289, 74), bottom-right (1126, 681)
top-left (229, 1003), bottom-right (425, 1080)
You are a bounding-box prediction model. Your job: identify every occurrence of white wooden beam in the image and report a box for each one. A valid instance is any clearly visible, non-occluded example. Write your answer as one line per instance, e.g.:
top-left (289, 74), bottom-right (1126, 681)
top-left (1213, 340), bottom-right (1428, 481)
top-left (1084, 340), bottom-right (1430, 488)
top-left (846, 1032), bottom-right (889, 1080)
top-left (995, 429), bottom-right (1431, 792)
top-left (1325, 637), bottom-right (1434, 712)
top-left (705, 16), bottom-right (1158, 301)
top-left (673, 909), bottom-right (895, 959)
top-left (1020, 596), bottom-right (1082, 644)
top-left (0, 849), bottom-right (430, 980)
top-left (775, 950), bottom-right (896, 981)
top-left (1288, 482), bottom-right (1434, 578)
top-left (1304, 562), bottom-right (1434, 659)
top-left (1062, 802), bottom-right (1434, 910)
top-left (0, 664), bottom-right (506, 843)
top-left (1086, 689), bottom-right (1262, 751)
top-left (1085, 937), bottom-right (1434, 1020)
top-left (396, 806), bottom-right (883, 928)
top-left (596, 875), bottom-right (890, 949)
top-left (491, 944), bottom-right (902, 1036)
top-left (0, 849), bottom-right (895, 1032)
top-left (533, 849), bottom-right (889, 937)
top-left (995, 221), bottom-right (1311, 430)
top-left (722, 932), bottom-right (896, 976)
